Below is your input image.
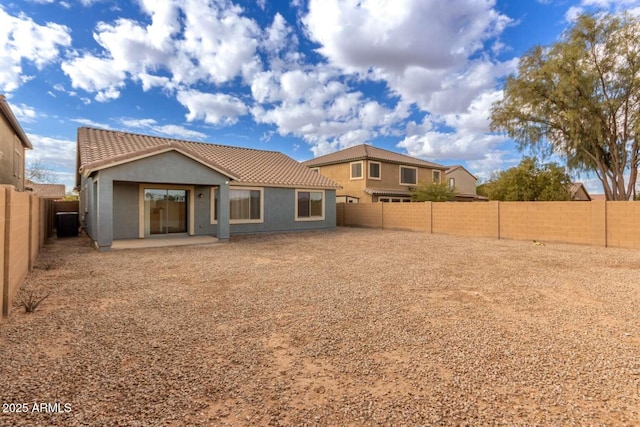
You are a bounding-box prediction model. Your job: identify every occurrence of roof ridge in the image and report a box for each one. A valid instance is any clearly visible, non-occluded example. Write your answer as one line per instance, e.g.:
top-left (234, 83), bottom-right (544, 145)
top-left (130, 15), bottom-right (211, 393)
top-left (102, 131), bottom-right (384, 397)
top-left (80, 126), bottom-right (284, 155)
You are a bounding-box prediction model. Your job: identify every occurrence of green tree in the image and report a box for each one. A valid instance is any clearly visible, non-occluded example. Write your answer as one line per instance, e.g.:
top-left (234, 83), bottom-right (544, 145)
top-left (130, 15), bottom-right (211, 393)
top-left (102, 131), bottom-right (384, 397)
top-left (411, 182), bottom-right (456, 202)
top-left (491, 13), bottom-right (640, 200)
top-left (478, 158), bottom-right (572, 201)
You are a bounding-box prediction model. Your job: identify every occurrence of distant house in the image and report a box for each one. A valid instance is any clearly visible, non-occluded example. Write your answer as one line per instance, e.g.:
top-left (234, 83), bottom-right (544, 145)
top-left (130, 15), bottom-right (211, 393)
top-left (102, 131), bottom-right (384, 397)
top-left (76, 127), bottom-right (340, 251)
top-left (568, 182), bottom-right (591, 201)
top-left (0, 95), bottom-right (32, 191)
top-left (28, 181), bottom-right (66, 200)
top-left (445, 165), bottom-right (487, 201)
top-left (301, 144), bottom-right (448, 203)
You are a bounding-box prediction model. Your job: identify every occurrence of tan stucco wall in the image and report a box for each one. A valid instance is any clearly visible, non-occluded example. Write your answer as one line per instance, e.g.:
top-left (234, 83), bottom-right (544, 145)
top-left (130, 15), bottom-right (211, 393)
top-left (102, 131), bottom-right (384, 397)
top-left (0, 115), bottom-right (25, 191)
top-left (446, 168), bottom-right (477, 195)
top-left (337, 200), bottom-right (640, 249)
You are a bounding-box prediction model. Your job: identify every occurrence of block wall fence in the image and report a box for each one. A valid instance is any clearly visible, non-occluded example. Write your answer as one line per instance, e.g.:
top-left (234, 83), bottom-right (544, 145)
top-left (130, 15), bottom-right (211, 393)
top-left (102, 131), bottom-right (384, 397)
top-left (1, 186), bottom-right (48, 320)
top-left (337, 201), bottom-right (640, 249)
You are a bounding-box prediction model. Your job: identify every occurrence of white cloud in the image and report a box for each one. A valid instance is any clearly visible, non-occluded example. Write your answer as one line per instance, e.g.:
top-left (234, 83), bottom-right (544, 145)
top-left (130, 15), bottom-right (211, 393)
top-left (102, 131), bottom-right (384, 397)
top-left (61, 54), bottom-right (126, 101)
top-left (60, 0), bottom-right (262, 105)
top-left (120, 118), bottom-right (207, 140)
top-left (10, 103), bottom-right (39, 122)
top-left (25, 134), bottom-right (76, 171)
top-left (176, 90), bottom-right (248, 125)
top-left (0, 6), bottom-right (71, 93)
top-left (303, 0), bottom-right (512, 73)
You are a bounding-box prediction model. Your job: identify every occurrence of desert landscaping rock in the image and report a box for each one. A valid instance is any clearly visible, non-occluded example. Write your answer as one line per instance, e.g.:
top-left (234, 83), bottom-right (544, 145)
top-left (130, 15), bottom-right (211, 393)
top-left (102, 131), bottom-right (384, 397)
top-left (0, 228), bottom-right (639, 426)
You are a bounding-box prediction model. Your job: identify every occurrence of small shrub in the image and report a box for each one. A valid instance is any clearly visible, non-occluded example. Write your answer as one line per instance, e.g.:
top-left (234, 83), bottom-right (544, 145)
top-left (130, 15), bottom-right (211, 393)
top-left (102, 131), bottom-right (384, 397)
top-left (16, 290), bottom-right (52, 313)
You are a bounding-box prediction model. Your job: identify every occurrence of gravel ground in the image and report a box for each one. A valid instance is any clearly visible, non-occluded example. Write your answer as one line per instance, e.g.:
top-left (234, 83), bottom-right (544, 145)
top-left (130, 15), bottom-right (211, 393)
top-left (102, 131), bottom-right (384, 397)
top-left (1, 227), bottom-right (639, 426)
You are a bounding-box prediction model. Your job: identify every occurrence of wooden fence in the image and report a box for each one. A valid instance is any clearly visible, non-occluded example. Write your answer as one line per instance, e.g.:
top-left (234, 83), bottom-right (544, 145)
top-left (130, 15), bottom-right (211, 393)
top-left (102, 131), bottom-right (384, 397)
top-left (337, 201), bottom-right (640, 249)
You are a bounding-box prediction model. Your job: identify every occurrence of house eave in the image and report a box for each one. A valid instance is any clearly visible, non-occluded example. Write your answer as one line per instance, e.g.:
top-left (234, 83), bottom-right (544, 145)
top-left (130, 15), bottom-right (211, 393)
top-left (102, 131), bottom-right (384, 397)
top-left (80, 147), bottom-right (240, 181)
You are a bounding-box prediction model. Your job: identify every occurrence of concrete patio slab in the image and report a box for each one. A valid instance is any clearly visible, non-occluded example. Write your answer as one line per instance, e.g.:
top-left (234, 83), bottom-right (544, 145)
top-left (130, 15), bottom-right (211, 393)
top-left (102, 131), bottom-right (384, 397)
top-left (111, 235), bottom-right (219, 250)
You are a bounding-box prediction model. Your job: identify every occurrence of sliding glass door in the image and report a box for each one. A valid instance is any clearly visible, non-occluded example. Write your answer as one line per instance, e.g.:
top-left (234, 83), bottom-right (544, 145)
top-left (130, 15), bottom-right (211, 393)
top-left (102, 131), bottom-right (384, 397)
top-left (144, 189), bottom-right (187, 235)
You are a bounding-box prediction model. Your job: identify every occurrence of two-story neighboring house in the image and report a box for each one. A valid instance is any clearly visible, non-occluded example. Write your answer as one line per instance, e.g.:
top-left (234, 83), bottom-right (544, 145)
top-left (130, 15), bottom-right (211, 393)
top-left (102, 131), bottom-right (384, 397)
top-left (445, 165), bottom-right (487, 201)
top-left (302, 144), bottom-right (448, 203)
top-left (0, 95), bottom-right (32, 191)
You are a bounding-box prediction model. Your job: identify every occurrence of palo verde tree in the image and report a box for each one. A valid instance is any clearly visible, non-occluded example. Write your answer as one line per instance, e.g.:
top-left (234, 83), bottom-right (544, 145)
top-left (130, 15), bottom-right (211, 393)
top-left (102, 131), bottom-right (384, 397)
top-left (477, 157), bottom-right (572, 201)
top-left (491, 12), bottom-right (640, 200)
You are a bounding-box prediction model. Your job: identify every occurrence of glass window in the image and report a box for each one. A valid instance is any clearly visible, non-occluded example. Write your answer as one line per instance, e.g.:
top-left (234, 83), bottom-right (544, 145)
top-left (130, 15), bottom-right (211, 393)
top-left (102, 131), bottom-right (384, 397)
top-left (433, 170), bottom-right (441, 183)
top-left (400, 166), bottom-right (417, 185)
top-left (297, 190), bottom-right (324, 220)
top-left (369, 162), bottom-right (381, 179)
top-left (350, 162), bottom-right (363, 179)
top-left (230, 189), bottom-right (261, 221)
top-left (449, 177), bottom-right (455, 188)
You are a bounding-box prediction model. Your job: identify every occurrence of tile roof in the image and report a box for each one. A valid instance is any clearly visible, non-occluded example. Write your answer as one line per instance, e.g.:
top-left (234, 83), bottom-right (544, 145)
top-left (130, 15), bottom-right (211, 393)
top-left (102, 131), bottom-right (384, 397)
top-left (568, 182), bottom-right (591, 201)
top-left (301, 144), bottom-right (447, 169)
top-left (29, 183), bottom-right (66, 199)
top-left (77, 127), bottom-right (340, 189)
top-left (364, 188), bottom-right (413, 197)
top-left (0, 95), bottom-right (32, 149)
top-left (446, 165), bottom-right (478, 180)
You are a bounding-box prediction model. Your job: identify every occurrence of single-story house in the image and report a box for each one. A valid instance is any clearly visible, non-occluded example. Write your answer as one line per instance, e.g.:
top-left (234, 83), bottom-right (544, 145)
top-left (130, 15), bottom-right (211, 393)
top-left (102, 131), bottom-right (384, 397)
top-left (76, 127), bottom-right (340, 251)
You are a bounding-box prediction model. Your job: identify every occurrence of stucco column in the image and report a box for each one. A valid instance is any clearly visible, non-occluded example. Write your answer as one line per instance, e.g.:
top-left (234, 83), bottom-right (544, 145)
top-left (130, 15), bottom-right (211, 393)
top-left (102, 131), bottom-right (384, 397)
top-left (217, 182), bottom-right (230, 241)
top-left (96, 177), bottom-right (113, 251)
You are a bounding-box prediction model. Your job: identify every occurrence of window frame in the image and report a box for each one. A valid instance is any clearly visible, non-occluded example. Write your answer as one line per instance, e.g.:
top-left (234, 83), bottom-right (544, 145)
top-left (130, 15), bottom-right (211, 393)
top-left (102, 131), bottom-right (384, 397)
top-left (295, 189), bottom-right (325, 221)
top-left (13, 136), bottom-right (22, 179)
top-left (350, 161), bottom-right (364, 180)
top-left (310, 167), bottom-right (320, 173)
top-left (432, 170), bottom-right (442, 184)
top-left (368, 161), bottom-right (381, 180)
top-left (209, 186), bottom-right (264, 224)
top-left (399, 165), bottom-right (418, 186)
top-left (448, 177), bottom-right (455, 189)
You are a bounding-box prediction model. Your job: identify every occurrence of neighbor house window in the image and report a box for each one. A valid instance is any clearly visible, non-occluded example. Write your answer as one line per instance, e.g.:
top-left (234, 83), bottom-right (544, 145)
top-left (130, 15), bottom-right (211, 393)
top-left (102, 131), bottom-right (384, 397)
top-left (368, 161), bottom-right (381, 179)
top-left (399, 166), bottom-right (417, 185)
top-left (296, 190), bottom-right (325, 221)
top-left (449, 177), bottom-right (455, 189)
top-left (230, 187), bottom-right (263, 223)
top-left (13, 136), bottom-right (22, 179)
top-left (350, 161), bottom-right (363, 179)
top-left (433, 170), bottom-right (441, 183)
top-left (379, 197), bottom-right (411, 203)
top-left (310, 167), bottom-right (320, 173)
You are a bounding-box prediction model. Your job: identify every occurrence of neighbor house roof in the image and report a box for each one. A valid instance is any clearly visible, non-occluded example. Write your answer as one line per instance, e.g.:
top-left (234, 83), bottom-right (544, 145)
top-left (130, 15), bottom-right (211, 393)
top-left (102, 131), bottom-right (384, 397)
top-left (446, 165), bottom-right (477, 180)
top-left (0, 95), bottom-right (32, 149)
top-left (76, 127), bottom-right (340, 189)
top-left (568, 182), bottom-right (591, 201)
top-left (364, 188), bottom-right (413, 197)
top-left (302, 144), bottom-right (447, 170)
top-left (29, 183), bottom-right (66, 199)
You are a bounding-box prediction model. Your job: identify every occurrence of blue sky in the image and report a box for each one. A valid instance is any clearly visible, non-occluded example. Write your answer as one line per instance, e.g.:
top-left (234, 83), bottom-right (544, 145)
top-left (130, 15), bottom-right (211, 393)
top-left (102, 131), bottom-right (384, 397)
top-left (2, 0), bottom-right (639, 193)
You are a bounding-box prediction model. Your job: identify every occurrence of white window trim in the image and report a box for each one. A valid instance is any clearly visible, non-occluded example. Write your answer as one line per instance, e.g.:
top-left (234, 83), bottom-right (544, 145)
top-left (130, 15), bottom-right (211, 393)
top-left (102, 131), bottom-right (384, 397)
top-left (295, 189), bottom-right (325, 222)
top-left (229, 186), bottom-right (264, 224)
top-left (310, 167), bottom-right (320, 173)
top-left (433, 170), bottom-right (442, 184)
top-left (138, 184), bottom-right (195, 238)
top-left (399, 165), bottom-right (418, 186)
top-left (350, 161), bottom-right (364, 180)
top-left (368, 161), bottom-right (381, 180)
top-left (449, 177), bottom-right (455, 189)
